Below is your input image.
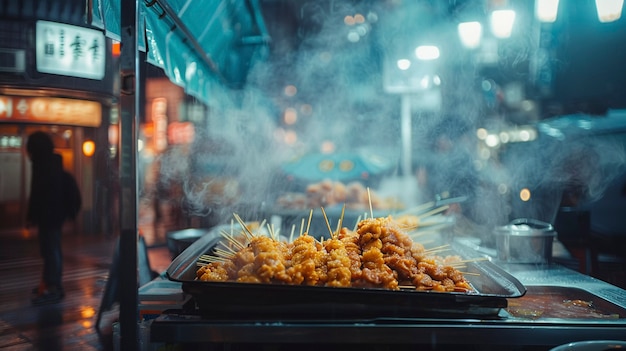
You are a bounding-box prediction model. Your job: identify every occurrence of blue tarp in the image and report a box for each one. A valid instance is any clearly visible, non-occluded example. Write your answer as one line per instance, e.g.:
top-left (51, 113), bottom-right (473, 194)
top-left (281, 152), bottom-right (395, 183)
top-left (90, 0), bottom-right (269, 106)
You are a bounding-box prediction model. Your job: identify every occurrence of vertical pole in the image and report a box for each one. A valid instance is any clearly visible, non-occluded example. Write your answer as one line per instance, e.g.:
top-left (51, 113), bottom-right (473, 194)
top-left (119, 0), bottom-right (139, 349)
top-left (401, 94), bottom-right (412, 177)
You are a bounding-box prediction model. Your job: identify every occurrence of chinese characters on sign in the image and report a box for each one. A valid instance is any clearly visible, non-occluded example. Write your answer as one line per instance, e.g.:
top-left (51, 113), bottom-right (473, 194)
top-left (36, 20), bottom-right (106, 80)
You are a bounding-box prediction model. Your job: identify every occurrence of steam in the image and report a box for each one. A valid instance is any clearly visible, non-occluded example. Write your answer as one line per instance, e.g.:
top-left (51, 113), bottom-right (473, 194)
top-left (151, 1), bottom-right (626, 235)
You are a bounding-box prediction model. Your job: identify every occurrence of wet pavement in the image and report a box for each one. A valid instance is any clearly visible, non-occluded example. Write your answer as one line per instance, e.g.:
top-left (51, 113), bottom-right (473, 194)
top-left (0, 204), bottom-right (173, 351)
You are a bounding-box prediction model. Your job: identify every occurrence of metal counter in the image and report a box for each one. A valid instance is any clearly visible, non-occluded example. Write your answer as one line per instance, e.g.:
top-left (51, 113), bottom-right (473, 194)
top-left (150, 243), bottom-right (626, 348)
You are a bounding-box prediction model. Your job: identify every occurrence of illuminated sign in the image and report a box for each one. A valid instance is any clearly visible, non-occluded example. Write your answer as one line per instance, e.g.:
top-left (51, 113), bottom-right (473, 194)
top-left (36, 20), bottom-right (105, 80)
top-left (168, 122), bottom-right (195, 144)
top-left (0, 95), bottom-right (102, 127)
top-left (152, 98), bottom-right (168, 151)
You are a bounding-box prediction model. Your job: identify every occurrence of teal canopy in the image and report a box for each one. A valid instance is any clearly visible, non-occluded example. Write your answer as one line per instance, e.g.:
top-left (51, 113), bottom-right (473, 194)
top-left (90, 0), bottom-right (270, 105)
top-left (282, 152), bottom-right (395, 183)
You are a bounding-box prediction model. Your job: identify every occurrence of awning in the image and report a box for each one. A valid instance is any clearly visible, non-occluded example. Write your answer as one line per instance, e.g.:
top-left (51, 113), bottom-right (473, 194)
top-left (90, 0), bottom-right (270, 105)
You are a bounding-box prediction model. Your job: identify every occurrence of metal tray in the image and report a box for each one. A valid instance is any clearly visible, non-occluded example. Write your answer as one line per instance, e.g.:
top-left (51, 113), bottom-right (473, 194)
top-left (166, 225), bottom-right (526, 320)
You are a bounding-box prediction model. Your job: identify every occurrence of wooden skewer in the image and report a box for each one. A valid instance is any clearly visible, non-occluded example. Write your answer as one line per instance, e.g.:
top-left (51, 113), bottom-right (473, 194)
top-left (306, 209), bottom-right (313, 234)
top-left (397, 201), bottom-right (435, 216)
top-left (266, 222), bottom-right (276, 241)
top-left (219, 230), bottom-right (246, 250)
top-left (335, 204), bottom-right (346, 238)
top-left (300, 218), bottom-right (305, 237)
top-left (425, 249), bottom-right (452, 256)
top-left (367, 187), bottom-right (374, 219)
top-left (199, 254), bottom-right (229, 263)
top-left (424, 244), bottom-right (450, 253)
top-left (215, 239), bottom-right (239, 255)
top-left (458, 271), bottom-right (481, 276)
top-left (454, 257), bottom-right (490, 264)
top-left (353, 215), bottom-right (362, 231)
top-left (233, 213), bottom-right (255, 239)
top-left (289, 224), bottom-right (296, 243)
top-left (258, 219), bottom-right (267, 236)
top-left (320, 207), bottom-right (334, 239)
top-left (417, 205), bottom-right (450, 219)
top-left (213, 247), bottom-right (236, 259)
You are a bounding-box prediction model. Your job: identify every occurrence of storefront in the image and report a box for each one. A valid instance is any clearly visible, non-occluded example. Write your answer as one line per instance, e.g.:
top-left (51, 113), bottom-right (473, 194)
top-left (0, 0), bottom-right (117, 234)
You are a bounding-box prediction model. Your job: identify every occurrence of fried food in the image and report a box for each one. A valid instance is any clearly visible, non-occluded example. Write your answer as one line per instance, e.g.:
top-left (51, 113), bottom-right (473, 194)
top-left (277, 180), bottom-right (402, 210)
top-left (196, 216), bottom-right (472, 293)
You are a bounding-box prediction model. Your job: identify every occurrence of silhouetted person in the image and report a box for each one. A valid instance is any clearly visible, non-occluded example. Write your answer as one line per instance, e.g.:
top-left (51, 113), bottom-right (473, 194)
top-left (26, 131), bottom-right (66, 305)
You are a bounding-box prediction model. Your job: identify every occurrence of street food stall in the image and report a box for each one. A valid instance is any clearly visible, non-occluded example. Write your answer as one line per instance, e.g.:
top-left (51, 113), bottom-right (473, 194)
top-left (97, 0), bottom-right (626, 349)
top-left (146, 215), bottom-right (626, 350)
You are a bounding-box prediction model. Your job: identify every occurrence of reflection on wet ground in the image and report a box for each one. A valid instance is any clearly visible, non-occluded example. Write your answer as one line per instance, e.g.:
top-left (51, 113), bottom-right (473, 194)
top-left (0, 201), bottom-right (172, 350)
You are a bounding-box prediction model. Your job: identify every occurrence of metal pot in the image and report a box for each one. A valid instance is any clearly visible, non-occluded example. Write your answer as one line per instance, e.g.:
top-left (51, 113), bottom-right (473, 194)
top-left (495, 218), bottom-right (556, 263)
top-left (166, 228), bottom-right (212, 259)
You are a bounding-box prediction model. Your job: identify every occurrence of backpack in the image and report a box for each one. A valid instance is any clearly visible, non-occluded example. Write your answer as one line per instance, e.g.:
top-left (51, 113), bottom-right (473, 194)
top-left (62, 170), bottom-right (82, 221)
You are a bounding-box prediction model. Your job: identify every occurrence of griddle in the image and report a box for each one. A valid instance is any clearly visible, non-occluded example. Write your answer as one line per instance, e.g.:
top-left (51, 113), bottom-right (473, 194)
top-left (166, 225), bottom-right (526, 320)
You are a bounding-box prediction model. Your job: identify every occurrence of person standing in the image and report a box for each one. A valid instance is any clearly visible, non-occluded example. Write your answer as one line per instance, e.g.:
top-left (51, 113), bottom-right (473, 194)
top-left (26, 131), bottom-right (66, 305)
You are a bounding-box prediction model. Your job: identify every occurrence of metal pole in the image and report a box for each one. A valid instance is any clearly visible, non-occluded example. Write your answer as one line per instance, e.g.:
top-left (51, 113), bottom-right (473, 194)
top-left (401, 94), bottom-right (412, 177)
top-left (119, 0), bottom-right (139, 349)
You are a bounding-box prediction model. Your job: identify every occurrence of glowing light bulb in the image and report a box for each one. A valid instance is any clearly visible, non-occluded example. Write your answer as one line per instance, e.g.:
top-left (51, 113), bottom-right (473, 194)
top-left (535, 0), bottom-right (560, 23)
top-left (415, 45), bottom-right (440, 60)
top-left (397, 59), bottom-right (411, 70)
top-left (82, 140), bottom-right (95, 157)
top-left (596, 0), bottom-right (624, 22)
top-left (490, 10), bottom-right (516, 38)
top-left (458, 21), bottom-right (482, 49)
top-left (520, 188), bottom-right (531, 202)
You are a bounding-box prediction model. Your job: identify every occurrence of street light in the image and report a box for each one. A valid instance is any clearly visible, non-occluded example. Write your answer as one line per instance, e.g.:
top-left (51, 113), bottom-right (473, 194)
top-left (535, 0), bottom-right (560, 23)
top-left (458, 21), bottom-right (483, 49)
top-left (490, 9), bottom-right (516, 38)
top-left (596, 0), bottom-right (624, 22)
top-left (415, 45), bottom-right (440, 60)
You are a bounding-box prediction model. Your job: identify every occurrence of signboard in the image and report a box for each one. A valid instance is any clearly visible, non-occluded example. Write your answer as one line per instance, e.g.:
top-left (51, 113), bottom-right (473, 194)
top-left (168, 122), bottom-right (195, 144)
top-left (36, 20), bottom-right (106, 80)
top-left (152, 98), bottom-right (168, 151)
top-left (0, 95), bottom-right (102, 127)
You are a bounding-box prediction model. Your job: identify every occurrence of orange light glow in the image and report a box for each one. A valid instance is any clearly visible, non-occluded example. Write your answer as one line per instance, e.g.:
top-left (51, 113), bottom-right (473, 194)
top-left (81, 306), bottom-right (96, 319)
top-left (108, 124), bottom-right (119, 146)
top-left (82, 140), bottom-right (95, 157)
top-left (284, 108), bottom-right (297, 125)
top-left (112, 41), bottom-right (121, 57)
top-left (320, 141), bottom-right (335, 153)
top-left (284, 130), bottom-right (298, 145)
top-left (520, 188), bottom-right (531, 202)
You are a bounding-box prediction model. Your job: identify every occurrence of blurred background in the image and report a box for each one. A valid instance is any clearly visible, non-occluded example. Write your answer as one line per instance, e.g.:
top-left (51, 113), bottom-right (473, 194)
top-left (1, 0), bottom-right (625, 283)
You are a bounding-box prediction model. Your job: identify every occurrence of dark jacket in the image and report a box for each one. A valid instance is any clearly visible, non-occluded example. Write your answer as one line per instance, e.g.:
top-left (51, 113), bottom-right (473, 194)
top-left (26, 133), bottom-right (66, 229)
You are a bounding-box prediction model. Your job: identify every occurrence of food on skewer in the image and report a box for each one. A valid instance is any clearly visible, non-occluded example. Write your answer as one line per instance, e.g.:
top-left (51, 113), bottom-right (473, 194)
top-left (276, 180), bottom-right (402, 210)
top-left (196, 214), bottom-right (473, 293)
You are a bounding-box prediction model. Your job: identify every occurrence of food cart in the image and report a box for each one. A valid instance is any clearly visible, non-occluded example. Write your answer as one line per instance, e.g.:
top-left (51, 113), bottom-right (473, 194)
top-left (103, 0), bottom-right (626, 349)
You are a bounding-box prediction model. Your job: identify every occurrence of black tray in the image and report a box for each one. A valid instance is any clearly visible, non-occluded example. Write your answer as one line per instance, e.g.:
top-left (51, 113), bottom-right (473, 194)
top-left (166, 225), bottom-right (526, 320)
